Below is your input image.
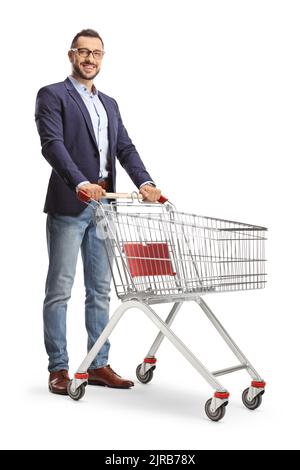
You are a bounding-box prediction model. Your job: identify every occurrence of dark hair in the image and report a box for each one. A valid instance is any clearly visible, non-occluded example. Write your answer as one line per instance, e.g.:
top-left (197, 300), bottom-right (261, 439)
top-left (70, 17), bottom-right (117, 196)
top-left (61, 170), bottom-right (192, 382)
top-left (70, 29), bottom-right (104, 49)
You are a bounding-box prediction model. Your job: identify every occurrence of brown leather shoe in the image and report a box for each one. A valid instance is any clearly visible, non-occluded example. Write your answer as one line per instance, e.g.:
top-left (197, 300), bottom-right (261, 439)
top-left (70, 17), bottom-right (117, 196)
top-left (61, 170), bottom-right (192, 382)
top-left (88, 365), bottom-right (134, 389)
top-left (48, 370), bottom-right (70, 395)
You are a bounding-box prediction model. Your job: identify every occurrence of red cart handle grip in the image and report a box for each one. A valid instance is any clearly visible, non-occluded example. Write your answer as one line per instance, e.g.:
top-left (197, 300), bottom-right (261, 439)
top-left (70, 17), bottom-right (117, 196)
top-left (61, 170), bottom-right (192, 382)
top-left (158, 195), bottom-right (168, 204)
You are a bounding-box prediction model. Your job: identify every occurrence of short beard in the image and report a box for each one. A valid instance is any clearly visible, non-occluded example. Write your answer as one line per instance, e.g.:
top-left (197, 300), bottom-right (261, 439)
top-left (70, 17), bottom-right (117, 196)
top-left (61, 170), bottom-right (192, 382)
top-left (72, 62), bottom-right (100, 81)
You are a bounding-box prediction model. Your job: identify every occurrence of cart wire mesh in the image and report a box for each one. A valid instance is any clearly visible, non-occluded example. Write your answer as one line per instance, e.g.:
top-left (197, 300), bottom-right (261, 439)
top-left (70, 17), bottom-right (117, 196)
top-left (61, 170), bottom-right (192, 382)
top-left (97, 204), bottom-right (267, 301)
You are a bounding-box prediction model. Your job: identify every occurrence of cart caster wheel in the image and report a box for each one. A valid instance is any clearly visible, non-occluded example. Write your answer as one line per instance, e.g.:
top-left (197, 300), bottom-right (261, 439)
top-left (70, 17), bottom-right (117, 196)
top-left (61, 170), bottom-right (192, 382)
top-left (205, 398), bottom-right (226, 422)
top-left (136, 364), bottom-right (154, 384)
top-left (67, 381), bottom-right (86, 401)
top-left (242, 387), bottom-right (263, 410)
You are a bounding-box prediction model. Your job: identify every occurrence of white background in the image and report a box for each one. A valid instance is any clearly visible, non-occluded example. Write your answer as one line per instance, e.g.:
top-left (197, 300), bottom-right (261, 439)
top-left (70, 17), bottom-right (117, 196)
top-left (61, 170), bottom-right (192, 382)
top-left (0, 0), bottom-right (299, 450)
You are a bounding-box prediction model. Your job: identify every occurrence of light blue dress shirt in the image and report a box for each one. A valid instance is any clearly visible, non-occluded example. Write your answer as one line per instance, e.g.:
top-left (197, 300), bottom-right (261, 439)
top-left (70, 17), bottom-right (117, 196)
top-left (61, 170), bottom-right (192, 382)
top-left (69, 75), bottom-right (154, 191)
top-left (69, 75), bottom-right (109, 186)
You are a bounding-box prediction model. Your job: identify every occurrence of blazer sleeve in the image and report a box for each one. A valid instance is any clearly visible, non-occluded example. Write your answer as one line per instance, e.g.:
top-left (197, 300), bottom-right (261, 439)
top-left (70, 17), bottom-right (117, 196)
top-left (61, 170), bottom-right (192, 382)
top-left (35, 87), bottom-right (88, 190)
top-left (114, 100), bottom-right (154, 188)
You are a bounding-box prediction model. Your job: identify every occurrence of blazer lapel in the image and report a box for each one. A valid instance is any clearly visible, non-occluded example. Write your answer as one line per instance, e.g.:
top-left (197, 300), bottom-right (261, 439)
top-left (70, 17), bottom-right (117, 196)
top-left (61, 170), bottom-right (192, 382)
top-left (64, 78), bottom-right (98, 149)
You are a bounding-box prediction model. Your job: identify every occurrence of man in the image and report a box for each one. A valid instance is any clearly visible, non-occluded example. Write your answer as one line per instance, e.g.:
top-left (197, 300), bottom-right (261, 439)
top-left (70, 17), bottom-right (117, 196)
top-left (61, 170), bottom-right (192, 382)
top-left (35, 29), bottom-right (161, 395)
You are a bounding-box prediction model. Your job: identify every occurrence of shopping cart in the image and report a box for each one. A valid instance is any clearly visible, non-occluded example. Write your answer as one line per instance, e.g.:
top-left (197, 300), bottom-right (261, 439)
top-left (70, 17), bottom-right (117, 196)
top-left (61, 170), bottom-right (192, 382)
top-left (67, 192), bottom-right (267, 422)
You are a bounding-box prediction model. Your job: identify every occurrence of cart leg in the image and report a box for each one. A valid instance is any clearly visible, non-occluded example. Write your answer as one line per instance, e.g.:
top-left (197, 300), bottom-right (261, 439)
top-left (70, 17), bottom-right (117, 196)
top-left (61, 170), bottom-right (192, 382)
top-left (197, 297), bottom-right (263, 381)
top-left (69, 302), bottom-right (129, 396)
top-left (131, 301), bottom-right (227, 392)
top-left (138, 302), bottom-right (183, 377)
top-left (134, 300), bottom-right (229, 419)
top-left (196, 297), bottom-right (266, 410)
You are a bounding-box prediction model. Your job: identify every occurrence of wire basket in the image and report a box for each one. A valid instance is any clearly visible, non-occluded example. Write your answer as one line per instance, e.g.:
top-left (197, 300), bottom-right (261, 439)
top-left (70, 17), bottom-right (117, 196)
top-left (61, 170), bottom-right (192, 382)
top-left (97, 203), bottom-right (267, 302)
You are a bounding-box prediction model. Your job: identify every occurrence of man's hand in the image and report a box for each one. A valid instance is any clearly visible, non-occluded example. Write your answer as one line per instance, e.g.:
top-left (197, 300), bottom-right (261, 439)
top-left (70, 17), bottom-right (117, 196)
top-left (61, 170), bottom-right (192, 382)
top-left (79, 183), bottom-right (106, 201)
top-left (139, 184), bottom-right (161, 202)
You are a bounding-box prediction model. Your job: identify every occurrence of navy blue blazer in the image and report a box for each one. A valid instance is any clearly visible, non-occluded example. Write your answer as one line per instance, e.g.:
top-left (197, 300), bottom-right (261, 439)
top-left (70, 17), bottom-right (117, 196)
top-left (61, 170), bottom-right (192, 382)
top-left (35, 77), bottom-right (153, 214)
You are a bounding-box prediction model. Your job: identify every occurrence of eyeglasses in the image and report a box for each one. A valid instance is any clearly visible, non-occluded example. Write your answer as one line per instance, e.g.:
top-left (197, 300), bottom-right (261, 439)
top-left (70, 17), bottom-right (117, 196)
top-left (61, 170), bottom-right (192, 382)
top-left (70, 48), bottom-right (105, 60)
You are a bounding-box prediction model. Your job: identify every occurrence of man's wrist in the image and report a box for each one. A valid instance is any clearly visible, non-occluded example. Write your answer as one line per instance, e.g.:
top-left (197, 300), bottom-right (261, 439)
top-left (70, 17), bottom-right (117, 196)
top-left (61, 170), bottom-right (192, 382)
top-left (139, 181), bottom-right (156, 188)
top-left (76, 181), bottom-right (90, 193)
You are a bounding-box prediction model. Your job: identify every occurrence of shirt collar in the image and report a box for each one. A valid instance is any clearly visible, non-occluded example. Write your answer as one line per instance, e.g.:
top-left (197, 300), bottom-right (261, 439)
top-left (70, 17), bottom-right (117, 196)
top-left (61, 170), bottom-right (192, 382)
top-left (68, 75), bottom-right (97, 96)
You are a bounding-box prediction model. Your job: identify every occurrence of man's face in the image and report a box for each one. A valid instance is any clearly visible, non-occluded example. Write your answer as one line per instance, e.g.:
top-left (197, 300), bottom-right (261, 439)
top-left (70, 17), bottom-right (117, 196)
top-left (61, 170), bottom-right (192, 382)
top-left (68, 36), bottom-right (104, 81)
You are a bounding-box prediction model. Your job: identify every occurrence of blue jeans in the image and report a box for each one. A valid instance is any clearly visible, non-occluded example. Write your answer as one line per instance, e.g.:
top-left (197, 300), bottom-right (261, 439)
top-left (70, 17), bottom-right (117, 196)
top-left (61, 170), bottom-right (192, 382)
top-left (43, 202), bottom-right (111, 372)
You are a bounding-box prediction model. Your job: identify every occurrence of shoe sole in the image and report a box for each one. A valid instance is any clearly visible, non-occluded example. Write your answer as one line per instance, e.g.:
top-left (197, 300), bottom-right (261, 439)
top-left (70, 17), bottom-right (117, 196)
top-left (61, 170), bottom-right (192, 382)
top-left (48, 385), bottom-right (69, 396)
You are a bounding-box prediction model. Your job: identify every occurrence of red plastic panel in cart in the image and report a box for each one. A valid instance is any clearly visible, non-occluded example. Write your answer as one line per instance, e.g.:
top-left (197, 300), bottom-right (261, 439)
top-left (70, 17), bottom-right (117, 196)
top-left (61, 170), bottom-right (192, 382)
top-left (123, 242), bottom-right (176, 277)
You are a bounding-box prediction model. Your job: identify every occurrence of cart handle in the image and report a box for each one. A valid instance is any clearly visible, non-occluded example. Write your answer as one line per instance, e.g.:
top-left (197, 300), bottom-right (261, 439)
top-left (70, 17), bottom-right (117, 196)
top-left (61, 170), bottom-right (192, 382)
top-left (78, 190), bottom-right (169, 205)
